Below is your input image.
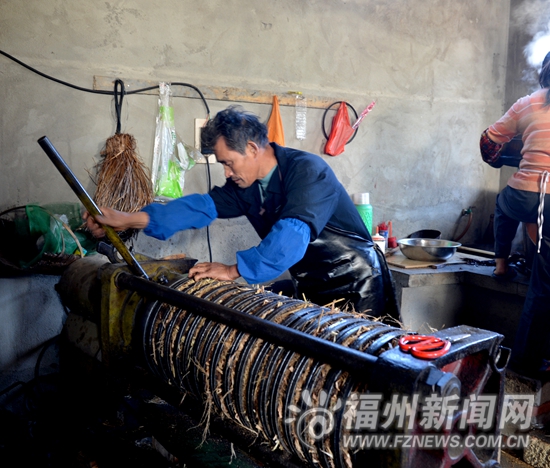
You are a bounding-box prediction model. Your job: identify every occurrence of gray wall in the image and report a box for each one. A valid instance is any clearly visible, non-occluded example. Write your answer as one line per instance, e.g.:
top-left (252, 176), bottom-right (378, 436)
top-left (500, 0), bottom-right (550, 188)
top-left (0, 0), bottom-right (516, 390)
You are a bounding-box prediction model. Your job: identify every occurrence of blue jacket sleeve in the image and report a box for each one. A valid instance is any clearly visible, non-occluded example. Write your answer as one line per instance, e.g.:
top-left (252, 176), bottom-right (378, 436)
top-left (236, 218), bottom-right (310, 284)
top-left (141, 194), bottom-right (218, 240)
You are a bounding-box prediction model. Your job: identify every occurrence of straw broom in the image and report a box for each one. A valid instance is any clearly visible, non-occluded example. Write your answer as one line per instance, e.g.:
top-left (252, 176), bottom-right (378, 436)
top-left (93, 80), bottom-right (153, 225)
top-left (94, 132), bottom-right (153, 212)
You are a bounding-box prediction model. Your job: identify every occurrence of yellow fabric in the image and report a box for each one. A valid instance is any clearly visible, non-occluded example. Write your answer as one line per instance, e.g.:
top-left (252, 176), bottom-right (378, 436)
top-left (267, 96), bottom-right (285, 146)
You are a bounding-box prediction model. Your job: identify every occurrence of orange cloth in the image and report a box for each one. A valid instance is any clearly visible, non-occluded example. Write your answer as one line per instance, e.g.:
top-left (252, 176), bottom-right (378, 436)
top-left (267, 96), bottom-right (285, 146)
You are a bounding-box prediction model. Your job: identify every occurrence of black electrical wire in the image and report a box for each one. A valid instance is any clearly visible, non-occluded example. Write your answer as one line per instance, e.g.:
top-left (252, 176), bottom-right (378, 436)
top-left (113, 78), bottom-right (124, 134)
top-left (0, 334), bottom-right (60, 406)
top-left (0, 50), bottom-right (111, 95)
top-left (205, 157), bottom-right (213, 262)
top-left (1, 49), bottom-right (214, 258)
top-left (0, 49), bottom-right (210, 116)
top-left (453, 207), bottom-right (474, 242)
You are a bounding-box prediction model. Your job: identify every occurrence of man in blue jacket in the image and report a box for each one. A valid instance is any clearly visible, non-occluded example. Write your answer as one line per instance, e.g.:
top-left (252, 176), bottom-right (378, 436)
top-left (85, 106), bottom-right (399, 319)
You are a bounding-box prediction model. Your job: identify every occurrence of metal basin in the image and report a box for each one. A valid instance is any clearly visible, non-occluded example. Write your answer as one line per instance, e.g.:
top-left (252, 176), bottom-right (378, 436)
top-left (398, 238), bottom-right (461, 261)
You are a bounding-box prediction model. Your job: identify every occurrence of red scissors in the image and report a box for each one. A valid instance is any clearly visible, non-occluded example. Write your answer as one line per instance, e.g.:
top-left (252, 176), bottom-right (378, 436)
top-left (398, 333), bottom-right (470, 359)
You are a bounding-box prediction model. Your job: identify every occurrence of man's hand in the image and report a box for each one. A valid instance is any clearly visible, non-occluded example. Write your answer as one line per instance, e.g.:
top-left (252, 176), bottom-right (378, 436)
top-left (83, 207), bottom-right (149, 238)
top-left (188, 262), bottom-right (240, 281)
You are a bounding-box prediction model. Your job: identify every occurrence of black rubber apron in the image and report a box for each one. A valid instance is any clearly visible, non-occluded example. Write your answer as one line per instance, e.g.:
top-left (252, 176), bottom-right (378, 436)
top-left (289, 224), bottom-right (400, 322)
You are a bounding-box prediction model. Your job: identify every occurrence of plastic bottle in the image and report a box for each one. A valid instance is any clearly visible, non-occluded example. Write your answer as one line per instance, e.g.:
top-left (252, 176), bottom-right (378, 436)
top-left (351, 192), bottom-right (373, 235)
top-left (377, 221), bottom-right (389, 249)
top-left (387, 220), bottom-right (398, 248)
top-left (372, 227), bottom-right (386, 253)
top-left (295, 94), bottom-right (307, 140)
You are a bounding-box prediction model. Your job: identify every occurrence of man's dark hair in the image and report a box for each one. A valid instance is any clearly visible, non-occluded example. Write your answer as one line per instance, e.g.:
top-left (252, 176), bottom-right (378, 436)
top-left (200, 106), bottom-right (269, 155)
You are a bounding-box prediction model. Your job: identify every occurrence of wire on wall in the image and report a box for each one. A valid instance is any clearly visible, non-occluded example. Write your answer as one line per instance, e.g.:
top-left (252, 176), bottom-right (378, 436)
top-left (0, 50), bottom-right (211, 116)
top-left (1, 49), bottom-right (214, 261)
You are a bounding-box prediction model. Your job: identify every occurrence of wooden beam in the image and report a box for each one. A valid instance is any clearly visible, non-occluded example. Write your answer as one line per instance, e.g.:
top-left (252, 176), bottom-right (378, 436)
top-left (93, 76), bottom-right (341, 109)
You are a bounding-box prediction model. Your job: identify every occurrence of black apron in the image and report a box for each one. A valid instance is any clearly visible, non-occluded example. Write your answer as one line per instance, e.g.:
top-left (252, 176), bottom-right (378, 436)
top-left (288, 224), bottom-right (400, 322)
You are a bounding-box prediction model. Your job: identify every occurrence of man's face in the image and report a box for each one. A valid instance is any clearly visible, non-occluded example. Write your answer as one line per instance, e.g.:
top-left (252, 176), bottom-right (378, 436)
top-left (214, 137), bottom-right (259, 188)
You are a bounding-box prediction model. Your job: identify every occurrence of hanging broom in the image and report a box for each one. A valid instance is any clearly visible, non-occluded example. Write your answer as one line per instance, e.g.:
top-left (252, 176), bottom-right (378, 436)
top-left (93, 79), bottom-right (153, 239)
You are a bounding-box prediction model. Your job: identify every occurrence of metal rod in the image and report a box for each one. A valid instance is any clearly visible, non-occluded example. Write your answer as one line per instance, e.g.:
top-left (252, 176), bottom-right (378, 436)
top-left (117, 272), bottom-right (378, 375)
top-left (37, 136), bottom-right (149, 279)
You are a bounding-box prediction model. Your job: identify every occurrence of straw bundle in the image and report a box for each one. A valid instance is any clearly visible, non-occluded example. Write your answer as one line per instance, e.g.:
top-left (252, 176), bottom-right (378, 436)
top-left (93, 133), bottom-right (153, 213)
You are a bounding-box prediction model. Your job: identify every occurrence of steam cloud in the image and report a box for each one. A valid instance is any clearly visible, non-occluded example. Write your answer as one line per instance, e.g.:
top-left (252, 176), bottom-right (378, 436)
top-left (512, 0), bottom-right (550, 68)
top-left (525, 30), bottom-right (550, 68)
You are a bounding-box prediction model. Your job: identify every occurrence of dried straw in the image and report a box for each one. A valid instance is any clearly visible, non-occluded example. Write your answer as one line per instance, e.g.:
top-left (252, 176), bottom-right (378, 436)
top-left (93, 133), bottom-right (153, 213)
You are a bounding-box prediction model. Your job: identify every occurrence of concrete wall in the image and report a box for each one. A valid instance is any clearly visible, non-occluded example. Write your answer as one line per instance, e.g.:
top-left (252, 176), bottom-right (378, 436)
top-left (0, 275), bottom-right (64, 393)
top-left (0, 0), bottom-right (515, 390)
top-left (499, 0), bottom-right (550, 190)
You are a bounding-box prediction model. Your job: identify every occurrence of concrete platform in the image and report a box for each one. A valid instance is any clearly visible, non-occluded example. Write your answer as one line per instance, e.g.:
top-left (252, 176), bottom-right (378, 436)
top-left (388, 250), bottom-right (529, 348)
top-left (389, 253), bottom-right (550, 468)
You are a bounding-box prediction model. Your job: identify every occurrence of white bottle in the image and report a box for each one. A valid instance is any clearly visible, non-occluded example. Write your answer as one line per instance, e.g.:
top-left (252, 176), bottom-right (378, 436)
top-left (295, 94), bottom-right (307, 140)
top-left (372, 230), bottom-right (386, 254)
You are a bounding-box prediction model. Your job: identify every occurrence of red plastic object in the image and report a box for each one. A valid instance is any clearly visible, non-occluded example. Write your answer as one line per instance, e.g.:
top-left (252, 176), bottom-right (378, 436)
top-left (378, 221), bottom-right (388, 231)
top-left (398, 335), bottom-right (452, 360)
top-left (324, 101), bottom-right (355, 156)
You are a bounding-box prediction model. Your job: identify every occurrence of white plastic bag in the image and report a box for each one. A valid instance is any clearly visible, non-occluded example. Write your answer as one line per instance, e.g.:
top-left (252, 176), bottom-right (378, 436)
top-left (151, 82), bottom-right (202, 200)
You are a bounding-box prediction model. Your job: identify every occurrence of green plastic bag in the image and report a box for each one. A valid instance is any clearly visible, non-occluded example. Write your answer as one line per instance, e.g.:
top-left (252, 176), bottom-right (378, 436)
top-left (151, 82), bottom-right (202, 201)
top-left (19, 203), bottom-right (96, 268)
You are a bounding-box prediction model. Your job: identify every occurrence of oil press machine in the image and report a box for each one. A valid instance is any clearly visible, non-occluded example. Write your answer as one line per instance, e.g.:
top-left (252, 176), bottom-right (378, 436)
top-left (40, 137), bottom-right (510, 468)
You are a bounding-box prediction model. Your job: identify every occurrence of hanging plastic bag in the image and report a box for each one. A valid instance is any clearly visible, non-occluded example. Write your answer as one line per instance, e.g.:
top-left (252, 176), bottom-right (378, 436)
top-left (323, 101), bottom-right (357, 156)
top-left (151, 82), bottom-right (202, 201)
top-left (267, 95), bottom-right (285, 145)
